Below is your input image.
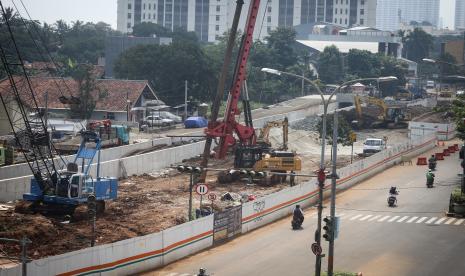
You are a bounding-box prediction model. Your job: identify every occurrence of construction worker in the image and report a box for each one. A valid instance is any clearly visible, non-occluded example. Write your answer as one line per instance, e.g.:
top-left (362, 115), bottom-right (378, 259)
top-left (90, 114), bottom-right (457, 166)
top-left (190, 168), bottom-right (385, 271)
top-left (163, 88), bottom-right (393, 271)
top-left (292, 205), bottom-right (304, 229)
top-left (426, 169), bottom-right (435, 188)
top-left (428, 155), bottom-right (437, 171)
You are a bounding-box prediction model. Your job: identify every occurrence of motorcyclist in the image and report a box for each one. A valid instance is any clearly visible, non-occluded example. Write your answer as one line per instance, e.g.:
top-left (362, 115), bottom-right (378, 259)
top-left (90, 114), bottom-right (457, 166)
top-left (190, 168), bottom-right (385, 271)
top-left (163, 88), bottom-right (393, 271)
top-left (389, 186), bottom-right (399, 195)
top-left (197, 268), bottom-right (209, 276)
top-left (426, 169), bottom-right (435, 187)
top-left (428, 155), bottom-right (437, 170)
top-left (292, 205), bottom-right (304, 229)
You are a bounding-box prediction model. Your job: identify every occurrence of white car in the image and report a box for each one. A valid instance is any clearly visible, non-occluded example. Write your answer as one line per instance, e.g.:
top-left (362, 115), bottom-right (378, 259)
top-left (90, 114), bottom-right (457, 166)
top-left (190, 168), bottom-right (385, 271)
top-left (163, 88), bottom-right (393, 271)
top-left (143, 116), bottom-right (174, 127)
top-left (363, 138), bottom-right (385, 155)
top-left (157, 111), bottom-right (183, 124)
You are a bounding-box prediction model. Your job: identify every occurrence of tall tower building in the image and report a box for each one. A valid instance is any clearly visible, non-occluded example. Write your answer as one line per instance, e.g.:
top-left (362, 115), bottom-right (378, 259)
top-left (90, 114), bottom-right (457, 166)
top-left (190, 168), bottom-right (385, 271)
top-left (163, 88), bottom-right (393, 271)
top-left (376, 0), bottom-right (439, 31)
top-left (456, 0), bottom-right (465, 30)
top-left (117, 0), bottom-right (377, 43)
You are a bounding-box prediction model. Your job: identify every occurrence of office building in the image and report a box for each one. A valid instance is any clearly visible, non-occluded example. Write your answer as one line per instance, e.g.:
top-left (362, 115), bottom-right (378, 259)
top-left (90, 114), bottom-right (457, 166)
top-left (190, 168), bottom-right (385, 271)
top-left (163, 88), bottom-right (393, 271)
top-left (456, 0), bottom-right (465, 31)
top-left (376, 0), bottom-right (439, 31)
top-left (117, 0), bottom-right (377, 43)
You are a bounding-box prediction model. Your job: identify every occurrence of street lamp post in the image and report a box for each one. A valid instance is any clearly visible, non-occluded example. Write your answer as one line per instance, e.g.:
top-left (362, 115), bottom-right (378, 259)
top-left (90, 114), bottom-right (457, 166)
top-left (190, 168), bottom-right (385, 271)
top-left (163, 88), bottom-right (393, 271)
top-left (261, 68), bottom-right (397, 276)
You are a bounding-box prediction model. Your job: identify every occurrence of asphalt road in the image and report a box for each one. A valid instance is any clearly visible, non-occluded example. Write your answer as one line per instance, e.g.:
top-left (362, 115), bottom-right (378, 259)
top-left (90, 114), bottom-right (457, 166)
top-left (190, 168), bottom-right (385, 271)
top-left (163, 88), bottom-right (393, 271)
top-left (140, 145), bottom-right (464, 276)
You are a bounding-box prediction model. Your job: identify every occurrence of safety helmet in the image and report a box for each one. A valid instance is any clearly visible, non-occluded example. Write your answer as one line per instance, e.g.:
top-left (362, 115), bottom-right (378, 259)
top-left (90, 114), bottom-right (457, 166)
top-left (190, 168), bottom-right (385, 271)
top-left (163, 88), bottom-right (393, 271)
top-left (428, 169), bottom-right (432, 172)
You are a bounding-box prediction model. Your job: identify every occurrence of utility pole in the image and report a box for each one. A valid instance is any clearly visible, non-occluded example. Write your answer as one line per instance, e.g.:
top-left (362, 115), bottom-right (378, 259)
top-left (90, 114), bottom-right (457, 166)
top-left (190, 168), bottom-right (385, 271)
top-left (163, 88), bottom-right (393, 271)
top-left (301, 69), bottom-right (305, 96)
top-left (328, 111), bottom-right (338, 276)
top-left (189, 172), bottom-right (194, 221)
top-left (184, 80), bottom-right (188, 120)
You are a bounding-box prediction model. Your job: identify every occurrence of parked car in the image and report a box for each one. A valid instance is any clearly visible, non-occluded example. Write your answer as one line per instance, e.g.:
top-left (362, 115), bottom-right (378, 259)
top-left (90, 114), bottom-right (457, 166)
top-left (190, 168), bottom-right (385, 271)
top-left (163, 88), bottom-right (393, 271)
top-left (143, 116), bottom-right (174, 127)
top-left (156, 111), bottom-right (183, 124)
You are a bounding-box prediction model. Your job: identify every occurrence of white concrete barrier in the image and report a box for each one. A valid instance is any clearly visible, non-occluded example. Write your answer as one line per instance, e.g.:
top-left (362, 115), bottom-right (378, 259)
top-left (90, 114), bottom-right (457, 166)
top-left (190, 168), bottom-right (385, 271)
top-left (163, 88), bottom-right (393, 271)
top-left (409, 121), bottom-right (456, 141)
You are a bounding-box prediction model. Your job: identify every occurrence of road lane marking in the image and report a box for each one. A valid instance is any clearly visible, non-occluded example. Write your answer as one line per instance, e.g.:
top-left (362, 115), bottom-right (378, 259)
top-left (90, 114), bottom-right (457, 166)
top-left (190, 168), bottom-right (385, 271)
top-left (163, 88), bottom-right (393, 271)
top-left (359, 215), bottom-right (372, 221)
top-left (396, 216), bottom-right (409, 223)
top-left (426, 217), bottom-right (437, 224)
top-left (368, 215), bottom-right (381, 221)
top-left (416, 217), bottom-right (428, 223)
top-left (454, 219), bottom-right (464, 225)
top-left (434, 217), bottom-right (447, 224)
top-left (406, 216), bottom-right (418, 223)
top-left (378, 216), bottom-right (390, 222)
top-left (445, 218), bottom-right (456, 225)
top-left (388, 216), bottom-right (400, 222)
top-left (350, 214), bottom-right (363, 220)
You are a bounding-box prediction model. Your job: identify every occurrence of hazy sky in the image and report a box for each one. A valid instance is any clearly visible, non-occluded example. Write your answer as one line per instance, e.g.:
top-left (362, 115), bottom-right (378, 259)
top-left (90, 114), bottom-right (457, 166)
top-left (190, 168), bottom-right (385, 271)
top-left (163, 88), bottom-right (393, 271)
top-left (2, 0), bottom-right (458, 30)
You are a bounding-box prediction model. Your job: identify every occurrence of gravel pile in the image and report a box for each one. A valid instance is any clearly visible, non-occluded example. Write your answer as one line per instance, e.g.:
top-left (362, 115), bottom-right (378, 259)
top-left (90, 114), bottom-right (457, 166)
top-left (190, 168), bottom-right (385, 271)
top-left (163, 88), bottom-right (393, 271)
top-left (291, 115), bottom-right (321, 131)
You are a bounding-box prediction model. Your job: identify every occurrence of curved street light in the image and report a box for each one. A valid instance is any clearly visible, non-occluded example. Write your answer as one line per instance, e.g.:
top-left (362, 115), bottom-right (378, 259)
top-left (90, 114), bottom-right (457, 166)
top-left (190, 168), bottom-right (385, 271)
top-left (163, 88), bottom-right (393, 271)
top-left (261, 67), bottom-right (397, 276)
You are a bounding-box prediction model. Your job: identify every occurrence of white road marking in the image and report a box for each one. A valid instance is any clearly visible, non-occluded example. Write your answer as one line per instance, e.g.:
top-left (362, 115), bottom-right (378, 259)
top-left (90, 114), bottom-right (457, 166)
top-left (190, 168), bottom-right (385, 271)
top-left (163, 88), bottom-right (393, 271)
top-left (396, 216), bottom-right (409, 223)
top-left (416, 217), bottom-right (428, 223)
top-left (368, 215), bottom-right (381, 221)
top-left (434, 217), bottom-right (447, 225)
top-left (378, 216), bottom-right (391, 222)
top-left (350, 214), bottom-right (363, 221)
top-left (406, 216), bottom-right (419, 223)
top-left (359, 215), bottom-right (373, 221)
top-left (454, 219), bottom-right (464, 225)
top-left (445, 218), bottom-right (456, 225)
top-left (426, 217), bottom-right (437, 224)
top-left (388, 216), bottom-right (400, 222)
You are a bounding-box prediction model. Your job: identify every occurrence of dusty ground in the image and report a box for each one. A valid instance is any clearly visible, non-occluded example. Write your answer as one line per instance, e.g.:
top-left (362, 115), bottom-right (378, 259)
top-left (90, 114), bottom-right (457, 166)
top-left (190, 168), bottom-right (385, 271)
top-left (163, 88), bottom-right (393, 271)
top-left (0, 116), bottom-right (410, 264)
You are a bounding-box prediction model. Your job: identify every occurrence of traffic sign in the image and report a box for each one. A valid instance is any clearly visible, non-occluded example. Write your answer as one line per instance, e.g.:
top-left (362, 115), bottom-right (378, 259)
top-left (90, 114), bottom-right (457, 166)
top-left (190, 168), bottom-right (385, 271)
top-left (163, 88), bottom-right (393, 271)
top-left (311, 242), bottom-right (322, 256)
top-left (196, 184), bottom-right (209, 195)
top-left (208, 193), bottom-right (217, 201)
top-left (349, 132), bottom-right (357, 143)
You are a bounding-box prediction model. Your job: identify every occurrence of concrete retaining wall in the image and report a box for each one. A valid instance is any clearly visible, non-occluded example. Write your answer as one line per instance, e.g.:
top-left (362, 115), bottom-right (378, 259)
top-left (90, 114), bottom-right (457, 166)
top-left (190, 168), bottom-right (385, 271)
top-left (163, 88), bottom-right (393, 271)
top-left (0, 135), bottom-right (436, 276)
top-left (409, 121), bottom-right (456, 141)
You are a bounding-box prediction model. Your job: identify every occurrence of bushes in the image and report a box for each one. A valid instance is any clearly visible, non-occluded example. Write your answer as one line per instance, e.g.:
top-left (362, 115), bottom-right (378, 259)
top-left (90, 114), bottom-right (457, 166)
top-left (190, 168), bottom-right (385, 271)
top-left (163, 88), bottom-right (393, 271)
top-left (451, 187), bottom-right (465, 203)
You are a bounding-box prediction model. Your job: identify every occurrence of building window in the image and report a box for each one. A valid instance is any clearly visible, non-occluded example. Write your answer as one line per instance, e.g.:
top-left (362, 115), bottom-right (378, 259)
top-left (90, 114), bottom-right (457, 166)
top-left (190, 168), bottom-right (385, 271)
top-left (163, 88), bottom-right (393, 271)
top-left (335, 0), bottom-right (338, 3)
top-left (153, 13), bottom-right (156, 19)
top-left (153, 4), bottom-right (156, 10)
top-left (267, 26), bottom-right (271, 32)
top-left (334, 18), bottom-right (337, 23)
top-left (216, 5), bottom-right (220, 12)
top-left (216, 15), bottom-right (220, 21)
top-left (216, 25), bottom-right (219, 31)
top-left (340, 18), bottom-right (342, 24)
top-left (148, 13), bottom-right (151, 19)
top-left (346, 0), bottom-right (348, 4)
top-left (335, 8), bottom-right (337, 14)
top-left (360, 18), bottom-right (364, 25)
top-left (268, 6), bottom-right (272, 12)
top-left (127, 22), bottom-right (131, 28)
top-left (345, 18), bottom-right (347, 24)
top-left (143, 13), bottom-right (145, 19)
top-left (345, 9), bottom-right (348, 14)
top-left (360, 9), bottom-right (364, 15)
top-left (361, 0), bottom-right (365, 5)
top-left (149, 3), bottom-right (151, 9)
top-left (340, 9), bottom-right (342, 14)
top-left (216, 35), bottom-right (220, 40)
top-left (267, 16), bottom-right (271, 23)
top-left (128, 3), bottom-right (132, 9)
top-left (143, 3), bottom-right (145, 10)
top-left (128, 13), bottom-right (132, 19)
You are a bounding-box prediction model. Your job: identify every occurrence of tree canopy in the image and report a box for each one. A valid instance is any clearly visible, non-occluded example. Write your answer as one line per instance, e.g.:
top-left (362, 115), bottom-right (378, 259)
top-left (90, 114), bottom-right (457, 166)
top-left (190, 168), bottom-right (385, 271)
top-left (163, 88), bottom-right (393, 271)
top-left (403, 28), bottom-right (434, 63)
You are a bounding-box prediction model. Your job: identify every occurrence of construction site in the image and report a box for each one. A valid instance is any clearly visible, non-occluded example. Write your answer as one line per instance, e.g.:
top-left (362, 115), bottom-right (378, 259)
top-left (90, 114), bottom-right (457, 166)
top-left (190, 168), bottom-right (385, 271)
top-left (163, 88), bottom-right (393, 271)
top-left (1, 100), bottom-right (430, 262)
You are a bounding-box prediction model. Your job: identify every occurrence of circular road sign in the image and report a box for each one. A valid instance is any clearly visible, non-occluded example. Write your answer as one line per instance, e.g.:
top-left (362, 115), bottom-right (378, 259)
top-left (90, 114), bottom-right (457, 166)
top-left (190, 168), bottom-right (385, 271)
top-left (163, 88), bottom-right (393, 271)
top-left (311, 243), bottom-right (322, 256)
top-left (207, 193), bottom-right (217, 201)
top-left (196, 184), bottom-right (209, 195)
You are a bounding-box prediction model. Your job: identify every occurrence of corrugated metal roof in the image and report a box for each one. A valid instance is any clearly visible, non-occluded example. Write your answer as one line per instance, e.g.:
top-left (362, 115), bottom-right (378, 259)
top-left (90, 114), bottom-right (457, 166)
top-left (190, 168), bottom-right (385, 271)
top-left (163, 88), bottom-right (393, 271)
top-left (296, 40), bottom-right (379, 53)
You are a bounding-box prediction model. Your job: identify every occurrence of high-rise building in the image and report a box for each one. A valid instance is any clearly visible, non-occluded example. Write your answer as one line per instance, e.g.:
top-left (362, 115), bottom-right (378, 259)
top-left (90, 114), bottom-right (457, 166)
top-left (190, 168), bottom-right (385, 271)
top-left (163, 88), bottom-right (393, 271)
top-left (376, 0), bottom-right (439, 31)
top-left (117, 0), bottom-right (377, 43)
top-left (456, 0), bottom-right (465, 30)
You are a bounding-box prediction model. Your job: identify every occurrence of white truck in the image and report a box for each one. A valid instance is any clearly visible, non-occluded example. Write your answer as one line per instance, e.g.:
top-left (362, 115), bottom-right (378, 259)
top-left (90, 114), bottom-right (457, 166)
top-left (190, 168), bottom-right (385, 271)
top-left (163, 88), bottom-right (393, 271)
top-left (363, 138), bottom-right (386, 155)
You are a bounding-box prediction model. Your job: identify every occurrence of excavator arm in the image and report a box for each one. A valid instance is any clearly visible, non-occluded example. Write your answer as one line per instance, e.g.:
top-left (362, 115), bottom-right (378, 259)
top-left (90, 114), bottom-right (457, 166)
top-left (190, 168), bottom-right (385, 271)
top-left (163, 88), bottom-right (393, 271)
top-left (257, 117), bottom-right (289, 151)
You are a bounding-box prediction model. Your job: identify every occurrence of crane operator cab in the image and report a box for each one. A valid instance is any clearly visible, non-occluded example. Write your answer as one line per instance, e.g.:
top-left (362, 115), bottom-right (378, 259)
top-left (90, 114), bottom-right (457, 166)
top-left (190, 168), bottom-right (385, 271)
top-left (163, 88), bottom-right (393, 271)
top-left (68, 173), bottom-right (94, 199)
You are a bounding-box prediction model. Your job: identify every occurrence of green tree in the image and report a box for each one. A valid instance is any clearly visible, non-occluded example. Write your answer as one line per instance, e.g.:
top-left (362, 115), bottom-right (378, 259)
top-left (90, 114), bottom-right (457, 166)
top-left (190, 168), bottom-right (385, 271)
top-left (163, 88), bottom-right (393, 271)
top-left (404, 28), bottom-right (434, 62)
top-left (68, 64), bottom-right (102, 119)
top-left (114, 41), bottom-right (214, 106)
top-left (265, 27), bottom-right (298, 70)
top-left (453, 96), bottom-right (465, 140)
top-left (132, 22), bottom-right (170, 37)
top-left (317, 45), bottom-right (344, 84)
top-left (347, 49), bottom-right (379, 78)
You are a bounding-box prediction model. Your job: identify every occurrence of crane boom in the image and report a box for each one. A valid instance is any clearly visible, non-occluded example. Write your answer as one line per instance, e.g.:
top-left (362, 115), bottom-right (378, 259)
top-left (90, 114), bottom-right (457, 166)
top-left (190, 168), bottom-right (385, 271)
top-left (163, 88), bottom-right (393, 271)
top-left (0, 1), bottom-right (58, 192)
top-left (205, 0), bottom-right (261, 159)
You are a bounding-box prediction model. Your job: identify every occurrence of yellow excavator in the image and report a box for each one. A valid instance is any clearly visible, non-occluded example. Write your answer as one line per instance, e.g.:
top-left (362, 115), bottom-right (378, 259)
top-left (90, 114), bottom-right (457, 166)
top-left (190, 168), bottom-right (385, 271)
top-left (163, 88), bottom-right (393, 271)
top-left (217, 117), bottom-right (301, 184)
top-left (256, 117), bottom-right (289, 151)
top-left (353, 95), bottom-right (409, 128)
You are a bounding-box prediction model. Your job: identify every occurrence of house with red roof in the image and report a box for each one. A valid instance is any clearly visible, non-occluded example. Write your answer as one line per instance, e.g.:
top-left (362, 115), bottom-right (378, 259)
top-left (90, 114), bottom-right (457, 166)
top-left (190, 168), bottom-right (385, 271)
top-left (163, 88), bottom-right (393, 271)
top-left (0, 77), bottom-right (159, 135)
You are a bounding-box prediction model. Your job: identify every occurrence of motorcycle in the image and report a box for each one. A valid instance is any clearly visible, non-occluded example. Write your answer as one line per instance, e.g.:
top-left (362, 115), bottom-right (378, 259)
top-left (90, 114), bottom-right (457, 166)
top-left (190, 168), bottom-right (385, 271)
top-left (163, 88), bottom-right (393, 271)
top-left (292, 216), bottom-right (304, 230)
top-left (387, 188), bottom-right (398, 207)
top-left (428, 161), bottom-right (436, 171)
top-left (426, 172), bottom-right (435, 188)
